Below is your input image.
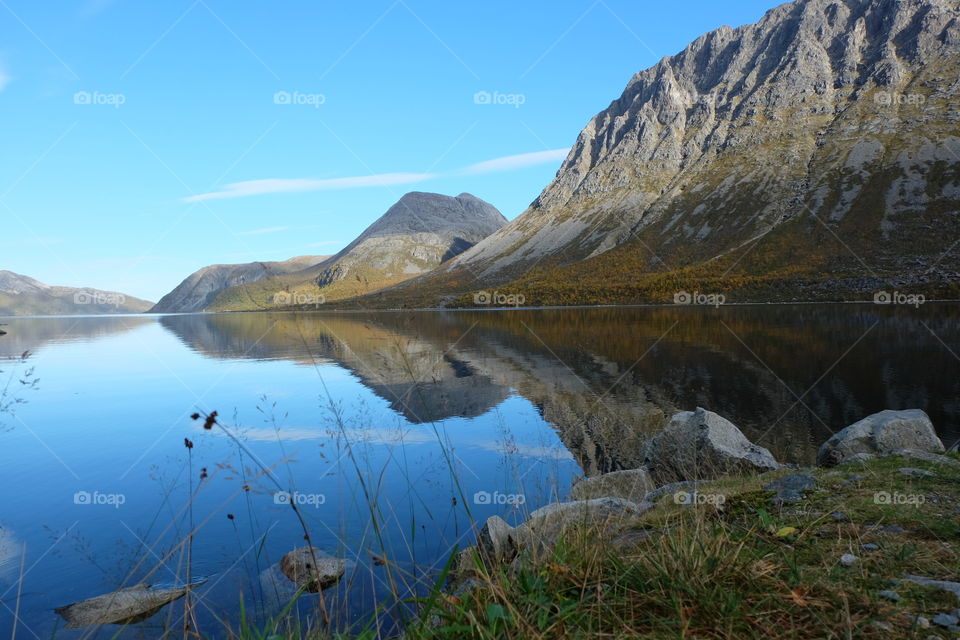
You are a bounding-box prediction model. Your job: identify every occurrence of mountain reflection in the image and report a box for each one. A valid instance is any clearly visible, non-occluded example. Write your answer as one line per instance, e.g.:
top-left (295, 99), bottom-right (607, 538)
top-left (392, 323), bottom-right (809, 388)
top-left (155, 306), bottom-right (960, 472)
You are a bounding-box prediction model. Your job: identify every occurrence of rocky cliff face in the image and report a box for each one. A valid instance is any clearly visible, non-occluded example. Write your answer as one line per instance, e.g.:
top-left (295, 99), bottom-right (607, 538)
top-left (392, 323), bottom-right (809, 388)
top-left (450, 0), bottom-right (960, 293)
top-left (0, 270), bottom-right (153, 316)
top-left (151, 256), bottom-right (327, 313)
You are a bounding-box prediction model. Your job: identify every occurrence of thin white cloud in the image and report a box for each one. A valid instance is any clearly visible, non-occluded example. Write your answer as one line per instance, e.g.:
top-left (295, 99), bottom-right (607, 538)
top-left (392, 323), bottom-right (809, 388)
top-left (183, 148), bottom-right (571, 202)
top-left (184, 173), bottom-right (435, 203)
top-left (458, 148), bottom-right (570, 175)
top-left (238, 226), bottom-right (289, 236)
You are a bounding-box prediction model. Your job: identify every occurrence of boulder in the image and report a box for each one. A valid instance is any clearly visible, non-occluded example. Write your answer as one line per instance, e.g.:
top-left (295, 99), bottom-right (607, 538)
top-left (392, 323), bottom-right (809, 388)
top-left (477, 515), bottom-right (519, 564)
top-left (817, 410), bottom-right (944, 467)
top-left (516, 497), bottom-right (646, 553)
top-left (54, 581), bottom-right (204, 628)
top-left (279, 547), bottom-right (346, 592)
top-left (569, 468), bottom-right (656, 504)
top-left (641, 408), bottom-right (780, 483)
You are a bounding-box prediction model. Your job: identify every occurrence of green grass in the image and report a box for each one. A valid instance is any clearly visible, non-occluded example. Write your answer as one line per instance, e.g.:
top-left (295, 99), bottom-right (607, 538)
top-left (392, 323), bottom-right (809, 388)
top-left (234, 452), bottom-right (960, 639)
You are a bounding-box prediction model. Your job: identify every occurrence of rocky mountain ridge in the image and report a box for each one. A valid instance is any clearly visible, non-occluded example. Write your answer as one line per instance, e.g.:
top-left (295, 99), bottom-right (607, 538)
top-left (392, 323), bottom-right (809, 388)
top-left (0, 270), bottom-right (153, 316)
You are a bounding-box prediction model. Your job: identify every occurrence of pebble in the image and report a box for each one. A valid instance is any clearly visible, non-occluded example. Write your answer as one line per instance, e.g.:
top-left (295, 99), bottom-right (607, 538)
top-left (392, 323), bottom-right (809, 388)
top-left (832, 511), bottom-right (849, 521)
top-left (882, 525), bottom-right (906, 533)
top-left (932, 612), bottom-right (959, 627)
top-left (878, 590), bottom-right (900, 602)
top-left (840, 553), bottom-right (859, 567)
top-left (911, 615), bottom-right (931, 629)
top-left (862, 543), bottom-right (879, 551)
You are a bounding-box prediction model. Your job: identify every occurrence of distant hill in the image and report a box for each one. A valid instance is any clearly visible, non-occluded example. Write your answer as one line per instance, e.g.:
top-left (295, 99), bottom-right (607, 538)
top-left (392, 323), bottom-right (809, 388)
top-left (151, 256), bottom-right (328, 313)
top-left (205, 192), bottom-right (507, 310)
top-left (0, 271), bottom-right (153, 316)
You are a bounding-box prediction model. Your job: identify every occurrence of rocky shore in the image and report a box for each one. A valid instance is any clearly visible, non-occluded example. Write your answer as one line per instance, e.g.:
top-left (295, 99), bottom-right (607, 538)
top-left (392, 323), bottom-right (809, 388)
top-left (433, 407), bottom-right (960, 638)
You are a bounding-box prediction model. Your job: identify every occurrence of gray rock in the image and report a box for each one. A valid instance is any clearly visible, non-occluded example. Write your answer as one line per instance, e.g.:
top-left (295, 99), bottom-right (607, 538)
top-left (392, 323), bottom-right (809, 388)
top-left (818, 410), bottom-right (944, 467)
top-left (569, 468), bottom-right (656, 504)
top-left (477, 515), bottom-right (518, 564)
top-left (54, 581), bottom-right (205, 628)
top-left (932, 612), bottom-right (960, 627)
top-left (882, 525), bottom-right (906, 533)
top-left (836, 453), bottom-right (877, 466)
top-left (832, 511), bottom-right (850, 521)
top-left (903, 575), bottom-right (960, 602)
top-left (840, 553), bottom-right (859, 567)
top-left (279, 547), bottom-right (346, 592)
top-left (899, 467), bottom-right (935, 477)
top-left (862, 543), bottom-right (879, 551)
top-left (764, 473), bottom-right (817, 504)
top-left (878, 590), bottom-right (901, 602)
top-left (517, 497), bottom-right (646, 552)
top-left (641, 408), bottom-right (780, 483)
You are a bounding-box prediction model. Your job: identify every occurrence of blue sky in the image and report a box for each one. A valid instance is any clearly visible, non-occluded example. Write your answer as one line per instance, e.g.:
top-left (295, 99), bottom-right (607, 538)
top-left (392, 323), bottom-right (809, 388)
top-left (1, 0), bottom-right (777, 301)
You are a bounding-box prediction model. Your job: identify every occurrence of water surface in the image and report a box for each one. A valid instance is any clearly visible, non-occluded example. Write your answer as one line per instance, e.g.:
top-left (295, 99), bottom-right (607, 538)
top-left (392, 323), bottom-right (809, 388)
top-left (1, 305), bottom-right (957, 637)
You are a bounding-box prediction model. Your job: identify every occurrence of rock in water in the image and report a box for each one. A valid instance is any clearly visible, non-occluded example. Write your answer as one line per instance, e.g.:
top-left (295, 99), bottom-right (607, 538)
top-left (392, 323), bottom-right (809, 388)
top-left (54, 581), bottom-right (203, 628)
top-left (817, 410), bottom-right (944, 467)
top-left (641, 408), bottom-right (780, 483)
top-left (569, 468), bottom-right (656, 504)
top-left (279, 546), bottom-right (346, 592)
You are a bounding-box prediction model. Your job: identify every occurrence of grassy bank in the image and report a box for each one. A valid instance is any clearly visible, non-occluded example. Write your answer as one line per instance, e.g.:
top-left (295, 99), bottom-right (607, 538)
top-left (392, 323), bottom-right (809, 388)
top-left (248, 453), bottom-right (960, 640)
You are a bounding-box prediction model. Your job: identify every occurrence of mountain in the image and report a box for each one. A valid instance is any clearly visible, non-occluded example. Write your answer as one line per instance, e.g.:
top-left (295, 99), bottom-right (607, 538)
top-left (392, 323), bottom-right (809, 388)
top-left (205, 192), bottom-right (507, 310)
top-left (369, 0), bottom-right (960, 307)
top-left (0, 271), bottom-right (153, 316)
top-left (150, 256), bottom-right (328, 313)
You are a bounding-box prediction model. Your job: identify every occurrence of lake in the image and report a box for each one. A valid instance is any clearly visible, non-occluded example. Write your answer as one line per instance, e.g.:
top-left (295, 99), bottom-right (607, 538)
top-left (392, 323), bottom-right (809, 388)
top-left (1, 304), bottom-right (958, 637)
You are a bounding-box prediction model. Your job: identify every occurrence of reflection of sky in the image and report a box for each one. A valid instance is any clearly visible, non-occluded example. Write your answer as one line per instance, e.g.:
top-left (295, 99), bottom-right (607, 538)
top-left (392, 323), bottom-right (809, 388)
top-left (0, 527), bottom-right (21, 584)
top-left (0, 316), bottom-right (578, 637)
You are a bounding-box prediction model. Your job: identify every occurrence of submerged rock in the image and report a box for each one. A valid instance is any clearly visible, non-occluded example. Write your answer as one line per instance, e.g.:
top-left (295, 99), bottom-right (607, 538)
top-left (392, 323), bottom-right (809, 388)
top-left (54, 581), bottom-right (204, 628)
top-left (641, 408), bottom-right (780, 483)
top-left (279, 547), bottom-right (346, 592)
top-left (817, 410), bottom-right (943, 467)
top-left (569, 468), bottom-right (656, 504)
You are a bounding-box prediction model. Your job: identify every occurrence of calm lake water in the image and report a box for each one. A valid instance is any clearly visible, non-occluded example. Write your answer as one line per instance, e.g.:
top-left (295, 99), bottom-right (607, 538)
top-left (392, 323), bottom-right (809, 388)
top-left (1, 305), bottom-right (958, 637)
